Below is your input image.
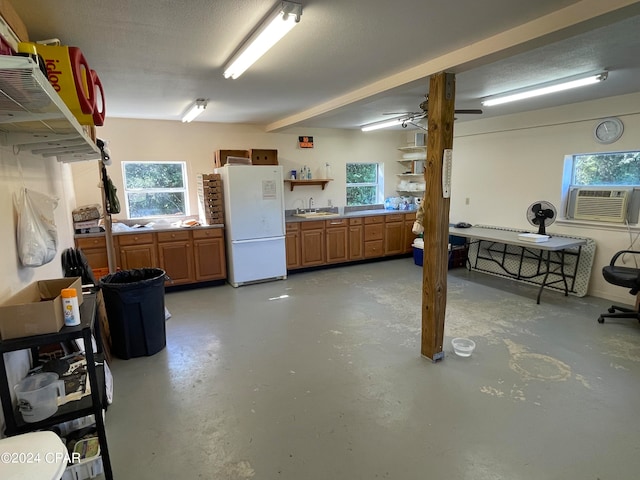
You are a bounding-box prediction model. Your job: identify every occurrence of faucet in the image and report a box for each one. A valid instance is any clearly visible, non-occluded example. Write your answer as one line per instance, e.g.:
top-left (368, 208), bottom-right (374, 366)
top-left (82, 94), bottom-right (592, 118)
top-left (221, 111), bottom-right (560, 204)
top-left (308, 197), bottom-right (314, 211)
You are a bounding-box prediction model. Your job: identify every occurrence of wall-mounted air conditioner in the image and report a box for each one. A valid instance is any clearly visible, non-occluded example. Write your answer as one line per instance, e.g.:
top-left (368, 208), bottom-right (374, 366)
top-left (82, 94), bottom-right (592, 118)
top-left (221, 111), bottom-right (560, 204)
top-left (572, 188), bottom-right (632, 223)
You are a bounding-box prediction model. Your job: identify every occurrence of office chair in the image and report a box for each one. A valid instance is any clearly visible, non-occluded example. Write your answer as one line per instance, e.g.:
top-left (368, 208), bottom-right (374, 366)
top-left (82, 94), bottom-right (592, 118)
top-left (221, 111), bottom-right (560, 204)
top-left (598, 250), bottom-right (640, 323)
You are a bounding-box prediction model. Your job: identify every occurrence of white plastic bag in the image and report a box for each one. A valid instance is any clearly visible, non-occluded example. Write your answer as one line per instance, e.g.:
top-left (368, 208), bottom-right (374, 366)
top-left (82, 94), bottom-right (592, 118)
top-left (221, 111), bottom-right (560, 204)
top-left (16, 188), bottom-right (59, 267)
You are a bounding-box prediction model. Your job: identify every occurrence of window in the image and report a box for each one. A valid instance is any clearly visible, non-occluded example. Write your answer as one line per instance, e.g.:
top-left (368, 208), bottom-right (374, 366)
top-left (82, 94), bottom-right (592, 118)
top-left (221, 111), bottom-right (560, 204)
top-left (571, 151), bottom-right (640, 186)
top-left (562, 151), bottom-right (640, 223)
top-left (346, 163), bottom-right (382, 206)
top-left (122, 162), bottom-right (188, 218)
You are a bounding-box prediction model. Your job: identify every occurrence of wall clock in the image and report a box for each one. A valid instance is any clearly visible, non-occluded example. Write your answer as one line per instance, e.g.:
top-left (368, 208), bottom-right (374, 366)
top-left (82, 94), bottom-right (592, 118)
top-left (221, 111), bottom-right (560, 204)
top-left (593, 117), bottom-right (624, 144)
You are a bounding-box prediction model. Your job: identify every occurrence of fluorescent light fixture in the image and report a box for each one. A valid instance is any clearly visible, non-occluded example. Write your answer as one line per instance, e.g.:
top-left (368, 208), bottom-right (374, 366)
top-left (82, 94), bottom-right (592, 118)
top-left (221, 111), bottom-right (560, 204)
top-left (482, 71), bottom-right (608, 107)
top-left (223, 1), bottom-right (303, 79)
top-left (182, 99), bottom-right (207, 123)
top-left (361, 117), bottom-right (405, 132)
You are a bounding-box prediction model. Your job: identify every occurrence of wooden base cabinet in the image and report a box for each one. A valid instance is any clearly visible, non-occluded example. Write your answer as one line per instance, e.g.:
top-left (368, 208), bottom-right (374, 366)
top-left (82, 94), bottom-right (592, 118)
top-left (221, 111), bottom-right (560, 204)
top-left (364, 216), bottom-right (385, 259)
top-left (325, 219), bottom-right (348, 264)
top-left (348, 218), bottom-right (364, 261)
top-left (193, 229), bottom-right (226, 281)
top-left (404, 212), bottom-right (417, 253)
top-left (286, 222), bottom-right (302, 269)
top-left (301, 221), bottom-right (325, 266)
top-left (157, 231), bottom-right (194, 286)
top-left (285, 213), bottom-right (415, 270)
top-left (117, 233), bottom-right (157, 270)
top-left (75, 236), bottom-right (111, 271)
top-left (384, 214), bottom-right (404, 256)
top-left (77, 227), bottom-right (226, 286)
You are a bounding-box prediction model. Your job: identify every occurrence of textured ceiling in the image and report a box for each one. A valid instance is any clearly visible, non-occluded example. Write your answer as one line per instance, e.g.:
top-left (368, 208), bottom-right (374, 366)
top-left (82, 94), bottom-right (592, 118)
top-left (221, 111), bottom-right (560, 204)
top-left (12, 0), bottom-right (640, 130)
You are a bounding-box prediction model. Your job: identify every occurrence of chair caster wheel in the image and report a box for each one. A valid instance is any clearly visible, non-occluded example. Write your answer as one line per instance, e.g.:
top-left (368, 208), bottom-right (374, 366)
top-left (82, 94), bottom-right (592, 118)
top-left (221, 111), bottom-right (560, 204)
top-left (598, 316), bottom-right (605, 324)
top-left (607, 307), bottom-right (616, 313)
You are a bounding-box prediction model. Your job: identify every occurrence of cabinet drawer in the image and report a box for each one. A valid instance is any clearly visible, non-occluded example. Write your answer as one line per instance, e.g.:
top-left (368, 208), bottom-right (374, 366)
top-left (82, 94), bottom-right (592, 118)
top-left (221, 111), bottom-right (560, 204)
top-left (325, 219), bottom-right (347, 228)
top-left (349, 217), bottom-right (363, 226)
top-left (117, 233), bottom-right (154, 245)
top-left (364, 223), bottom-right (384, 241)
top-left (286, 222), bottom-right (300, 232)
top-left (385, 214), bottom-right (404, 223)
top-left (301, 220), bottom-right (325, 230)
top-left (364, 240), bottom-right (384, 258)
top-left (364, 215), bottom-right (384, 224)
top-left (192, 228), bottom-right (223, 239)
top-left (405, 212), bottom-right (417, 221)
top-left (76, 236), bottom-right (106, 249)
top-left (157, 230), bottom-right (190, 242)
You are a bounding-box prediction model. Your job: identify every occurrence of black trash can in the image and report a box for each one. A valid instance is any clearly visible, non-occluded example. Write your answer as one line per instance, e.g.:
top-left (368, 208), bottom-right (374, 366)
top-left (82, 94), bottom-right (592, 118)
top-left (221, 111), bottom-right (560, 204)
top-left (100, 268), bottom-right (167, 359)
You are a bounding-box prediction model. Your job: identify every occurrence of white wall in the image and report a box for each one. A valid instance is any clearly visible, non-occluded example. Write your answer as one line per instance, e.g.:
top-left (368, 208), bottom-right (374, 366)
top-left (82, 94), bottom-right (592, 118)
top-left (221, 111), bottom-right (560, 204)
top-left (70, 91), bottom-right (640, 307)
top-left (0, 146), bottom-right (78, 437)
top-left (70, 120), bottom-right (405, 217)
top-left (450, 92), bottom-right (640, 304)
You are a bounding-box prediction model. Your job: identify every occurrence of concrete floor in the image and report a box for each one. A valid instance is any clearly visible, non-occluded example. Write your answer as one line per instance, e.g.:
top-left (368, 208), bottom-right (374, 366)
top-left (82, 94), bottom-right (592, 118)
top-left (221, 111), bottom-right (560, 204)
top-left (104, 258), bottom-right (640, 480)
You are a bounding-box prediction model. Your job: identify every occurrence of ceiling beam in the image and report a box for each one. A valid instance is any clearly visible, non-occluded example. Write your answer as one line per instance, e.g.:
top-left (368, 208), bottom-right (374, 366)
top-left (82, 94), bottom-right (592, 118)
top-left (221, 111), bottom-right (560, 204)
top-left (265, 0), bottom-right (640, 132)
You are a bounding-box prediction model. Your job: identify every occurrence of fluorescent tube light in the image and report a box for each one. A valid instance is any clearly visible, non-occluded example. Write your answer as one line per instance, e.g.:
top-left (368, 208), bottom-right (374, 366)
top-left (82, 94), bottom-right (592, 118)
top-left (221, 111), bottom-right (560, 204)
top-left (223, 1), bottom-right (302, 79)
top-left (182, 99), bottom-right (207, 123)
top-left (482, 71), bottom-right (608, 106)
top-left (361, 117), bottom-right (405, 132)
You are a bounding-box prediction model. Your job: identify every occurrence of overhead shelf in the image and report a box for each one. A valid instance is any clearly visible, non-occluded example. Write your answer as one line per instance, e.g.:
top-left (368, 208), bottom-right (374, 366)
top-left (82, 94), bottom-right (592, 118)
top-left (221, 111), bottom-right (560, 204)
top-left (0, 56), bottom-right (100, 162)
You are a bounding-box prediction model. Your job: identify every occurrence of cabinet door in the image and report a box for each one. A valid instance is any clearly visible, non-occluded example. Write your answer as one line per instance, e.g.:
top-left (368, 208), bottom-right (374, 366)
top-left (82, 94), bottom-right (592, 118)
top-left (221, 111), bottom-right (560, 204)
top-left (404, 220), bottom-right (417, 253)
top-left (325, 225), bottom-right (348, 264)
top-left (76, 236), bottom-right (109, 270)
top-left (158, 241), bottom-right (194, 285)
top-left (384, 221), bottom-right (404, 255)
top-left (119, 244), bottom-right (157, 270)
top-left (193, 237), bottom-right (227, 280)
top-left (348, 225), bottom-right (364, 260)
top-left (301, 229), bottom-right (325, 266)
top-left (286, 223), bottom-right (301, 270)
top-left (286, 231), bottom-right (301, 269)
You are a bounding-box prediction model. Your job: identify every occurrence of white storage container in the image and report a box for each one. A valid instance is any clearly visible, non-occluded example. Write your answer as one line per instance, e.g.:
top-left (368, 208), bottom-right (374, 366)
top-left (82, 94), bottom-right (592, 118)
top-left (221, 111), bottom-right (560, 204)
top-left (61, 455), bottom-right (103, 480)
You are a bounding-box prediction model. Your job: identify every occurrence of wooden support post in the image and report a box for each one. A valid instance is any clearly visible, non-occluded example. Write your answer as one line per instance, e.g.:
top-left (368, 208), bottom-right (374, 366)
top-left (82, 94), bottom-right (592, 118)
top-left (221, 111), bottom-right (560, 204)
top-left (421, 72), bottom-right (455, 361)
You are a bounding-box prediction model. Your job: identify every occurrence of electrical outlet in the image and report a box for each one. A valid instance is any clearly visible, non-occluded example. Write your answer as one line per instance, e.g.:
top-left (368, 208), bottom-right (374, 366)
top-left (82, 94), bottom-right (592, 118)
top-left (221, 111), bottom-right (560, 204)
top-left (465, 197), bottom-right (470, 205)
top-left (328, 199), bottom-right (332, 207)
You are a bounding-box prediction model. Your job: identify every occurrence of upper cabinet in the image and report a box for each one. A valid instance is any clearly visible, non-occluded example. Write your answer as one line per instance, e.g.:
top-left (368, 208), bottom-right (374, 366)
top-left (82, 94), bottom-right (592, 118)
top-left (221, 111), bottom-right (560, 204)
top-left (0, 56), bottom-right (100, 162)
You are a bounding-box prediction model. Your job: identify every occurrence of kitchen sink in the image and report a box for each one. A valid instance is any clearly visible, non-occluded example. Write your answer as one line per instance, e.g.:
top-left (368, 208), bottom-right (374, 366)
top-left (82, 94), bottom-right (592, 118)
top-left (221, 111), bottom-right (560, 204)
top-left (293, 211), bottom-right (340, 218)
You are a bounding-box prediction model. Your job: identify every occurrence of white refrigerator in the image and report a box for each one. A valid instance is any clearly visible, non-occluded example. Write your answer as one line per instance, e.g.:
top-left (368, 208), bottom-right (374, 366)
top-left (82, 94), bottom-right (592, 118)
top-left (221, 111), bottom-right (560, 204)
top-left (215, 165), bottom-right (287, 287)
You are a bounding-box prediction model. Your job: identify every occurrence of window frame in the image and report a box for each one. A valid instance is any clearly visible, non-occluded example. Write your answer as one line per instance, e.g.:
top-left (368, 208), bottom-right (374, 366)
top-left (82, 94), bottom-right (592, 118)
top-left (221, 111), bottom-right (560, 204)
top-left (345, 162), bottom-right (383, 206)
top-left (560, 150), bottom-right (640, 225)
top-left (121, 161), bottom-right (189, 219)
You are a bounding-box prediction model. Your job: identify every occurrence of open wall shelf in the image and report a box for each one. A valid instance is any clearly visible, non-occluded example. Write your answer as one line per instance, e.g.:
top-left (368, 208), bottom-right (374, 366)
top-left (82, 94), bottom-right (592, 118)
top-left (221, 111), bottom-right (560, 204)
top-left (284, 179), bottom-right (333, 191)
top-left (0, 56), bottom-right (100, 162)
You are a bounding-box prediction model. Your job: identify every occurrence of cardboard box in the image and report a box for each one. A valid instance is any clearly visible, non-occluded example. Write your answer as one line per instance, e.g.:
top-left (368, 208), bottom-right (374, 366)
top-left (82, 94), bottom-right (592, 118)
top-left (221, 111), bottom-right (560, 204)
top-left (249, 149), bottom-right (278, 165)
top-left (0, 277), bottom-right (83, 340)
top-left (214, 150), bottom-right (249, 168)
top-left (0, 0), bottom-right (29, 42)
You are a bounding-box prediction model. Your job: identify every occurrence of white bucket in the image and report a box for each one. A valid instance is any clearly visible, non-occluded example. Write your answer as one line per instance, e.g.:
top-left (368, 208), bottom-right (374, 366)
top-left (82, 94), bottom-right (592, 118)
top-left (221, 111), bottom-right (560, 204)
top-left (14, 373), bottom-right (65, 423)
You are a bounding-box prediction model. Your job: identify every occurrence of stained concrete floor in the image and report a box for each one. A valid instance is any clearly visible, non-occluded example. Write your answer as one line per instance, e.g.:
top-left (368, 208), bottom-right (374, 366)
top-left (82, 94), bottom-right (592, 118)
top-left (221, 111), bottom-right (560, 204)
top-left (104, 258), bottom-right (640, 480)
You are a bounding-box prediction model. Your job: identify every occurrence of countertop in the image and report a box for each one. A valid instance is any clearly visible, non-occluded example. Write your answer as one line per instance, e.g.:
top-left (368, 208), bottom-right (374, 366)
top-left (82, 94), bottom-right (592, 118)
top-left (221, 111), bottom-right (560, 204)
top-left (285, 208), bottom-right (417, 222)
top-left (75, 223), bottom-right (224, 239)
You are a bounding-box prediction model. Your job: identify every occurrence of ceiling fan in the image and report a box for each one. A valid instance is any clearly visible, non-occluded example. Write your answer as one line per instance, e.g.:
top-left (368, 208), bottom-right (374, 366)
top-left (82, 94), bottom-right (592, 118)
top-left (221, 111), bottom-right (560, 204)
top-left (383, 94), bottom-right (483, 130)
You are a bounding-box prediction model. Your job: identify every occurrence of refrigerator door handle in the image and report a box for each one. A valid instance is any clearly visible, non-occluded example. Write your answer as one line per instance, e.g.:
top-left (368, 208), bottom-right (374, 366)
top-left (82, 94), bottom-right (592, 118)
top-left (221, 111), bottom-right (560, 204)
top-left (232, 237), bottom-right (285, 244)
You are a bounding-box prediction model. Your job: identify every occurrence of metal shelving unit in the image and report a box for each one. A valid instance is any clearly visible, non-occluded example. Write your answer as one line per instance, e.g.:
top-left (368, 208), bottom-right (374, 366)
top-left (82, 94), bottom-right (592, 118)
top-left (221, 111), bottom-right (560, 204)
top-left (0, 56), bottom-right (100, 162)
top-left (0, 295), bottom-right (113, 480)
